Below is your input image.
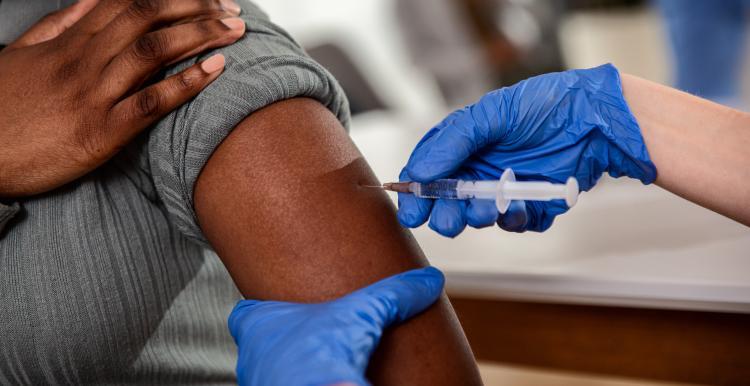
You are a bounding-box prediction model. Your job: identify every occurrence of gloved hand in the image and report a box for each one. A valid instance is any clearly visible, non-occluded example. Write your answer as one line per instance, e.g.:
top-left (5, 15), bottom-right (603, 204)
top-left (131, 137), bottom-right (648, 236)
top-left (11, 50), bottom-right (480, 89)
top-left (398, 63), bottom-right (657, 236)
top-left (228, 267), bottom-right (445, 386)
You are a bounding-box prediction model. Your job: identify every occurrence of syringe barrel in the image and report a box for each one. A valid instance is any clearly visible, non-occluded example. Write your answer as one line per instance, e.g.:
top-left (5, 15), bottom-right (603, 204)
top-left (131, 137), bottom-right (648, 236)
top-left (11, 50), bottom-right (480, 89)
top-left (456, 180), bottom-right (498, 200)
top-left (410, 180), bottom-right (460, 199)
top-left (410, 179), bottom-right (497, 200)
top-left (407, 175), bottom-right (577, 208)
top-left (501, 180), bottom-right (567, 201)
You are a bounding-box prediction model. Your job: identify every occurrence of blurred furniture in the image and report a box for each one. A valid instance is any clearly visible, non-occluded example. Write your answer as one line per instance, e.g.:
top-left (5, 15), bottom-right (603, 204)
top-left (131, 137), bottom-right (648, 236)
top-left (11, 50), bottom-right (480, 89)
top-left (452, 298), bottom-right (750, 385)
top-left (477, 362), bottom-right (698, 386)
top-left (458, 0), bottom-right (566, 84)
top-left (565, 0), bottom-right (646, 9)
top-left (558, 6), bottom-right (670, 83)
top-left (396, 0), bottom-right (494, 107)
top-left (253, 0), bottom-right (447, 122)
top-left (306, 43), bottom-right (387, 115)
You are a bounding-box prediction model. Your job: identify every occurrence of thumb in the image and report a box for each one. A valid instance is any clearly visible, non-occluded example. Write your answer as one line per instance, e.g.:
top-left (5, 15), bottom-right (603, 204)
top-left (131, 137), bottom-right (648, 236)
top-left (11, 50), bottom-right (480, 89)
top-left (496, 200), bottom-right (529, 233)
top-left (10, 0), bottom-right (99, 48)
top-left (405, 90), bottom-right (509, 183)
top-left (342, 267), bottom-right (445, 331)
top-left (518, 199), bottom-right (569, 233)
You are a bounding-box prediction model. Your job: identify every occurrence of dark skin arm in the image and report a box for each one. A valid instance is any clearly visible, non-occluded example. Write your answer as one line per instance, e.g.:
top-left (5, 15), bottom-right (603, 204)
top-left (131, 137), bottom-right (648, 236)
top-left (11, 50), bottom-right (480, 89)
top-left (194, 98), bottom-right (482, 385)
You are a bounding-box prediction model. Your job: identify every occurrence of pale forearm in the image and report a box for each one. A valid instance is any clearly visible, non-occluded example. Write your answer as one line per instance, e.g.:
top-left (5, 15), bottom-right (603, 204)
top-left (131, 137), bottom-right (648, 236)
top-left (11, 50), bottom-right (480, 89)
top-left (621, 73), bottom-right (750, 225)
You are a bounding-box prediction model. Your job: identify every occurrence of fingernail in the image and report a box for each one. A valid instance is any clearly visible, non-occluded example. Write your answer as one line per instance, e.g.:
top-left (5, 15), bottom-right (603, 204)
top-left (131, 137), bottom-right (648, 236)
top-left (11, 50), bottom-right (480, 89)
top-left (221, 17), bottom-right (246, 33)
top-left (201, 54), bottom-right (225, 73)
top-left (221, 0), bottom-right (242, 15)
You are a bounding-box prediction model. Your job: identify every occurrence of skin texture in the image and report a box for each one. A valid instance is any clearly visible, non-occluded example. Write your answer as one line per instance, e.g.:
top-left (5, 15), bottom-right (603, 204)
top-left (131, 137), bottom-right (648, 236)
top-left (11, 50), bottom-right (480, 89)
top-left (0, 0), bottom-right (244, 198)
top-left (621, 74), bottom-right (750, 226)
top-left (194, 98), bottom-right (483, 385)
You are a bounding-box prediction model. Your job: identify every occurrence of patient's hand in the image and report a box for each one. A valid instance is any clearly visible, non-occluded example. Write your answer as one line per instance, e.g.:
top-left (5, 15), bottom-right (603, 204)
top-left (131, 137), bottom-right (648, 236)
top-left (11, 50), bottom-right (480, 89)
top-left (195, 98), bottom-right (483, 385)
top-left (0, 0), bottom-right (245, 198)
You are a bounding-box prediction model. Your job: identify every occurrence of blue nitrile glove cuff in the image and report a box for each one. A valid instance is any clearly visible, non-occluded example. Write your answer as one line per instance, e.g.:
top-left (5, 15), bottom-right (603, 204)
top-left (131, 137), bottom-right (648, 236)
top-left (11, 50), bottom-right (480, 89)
top-left (574, 64), bottom-right (657, 185)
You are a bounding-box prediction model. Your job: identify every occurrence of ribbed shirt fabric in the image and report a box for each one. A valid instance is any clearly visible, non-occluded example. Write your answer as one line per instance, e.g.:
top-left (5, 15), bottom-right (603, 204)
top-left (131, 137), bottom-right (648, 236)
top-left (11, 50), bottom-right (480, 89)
top-left (0, 1), bottom-right (350, 384)
top-left (0, 0), bottom-right (65, 44)
top-left (0, 202), bottom-right (19, 233)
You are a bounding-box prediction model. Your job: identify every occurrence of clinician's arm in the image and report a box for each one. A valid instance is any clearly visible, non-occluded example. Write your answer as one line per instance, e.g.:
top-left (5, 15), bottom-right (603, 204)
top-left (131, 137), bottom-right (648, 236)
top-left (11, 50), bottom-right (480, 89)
top-left (621, 74), bottom-right (750, 226)
top-left (397, 64), bottom-right (749, 237)
top-left (194, 98), bottom-right (482, 385)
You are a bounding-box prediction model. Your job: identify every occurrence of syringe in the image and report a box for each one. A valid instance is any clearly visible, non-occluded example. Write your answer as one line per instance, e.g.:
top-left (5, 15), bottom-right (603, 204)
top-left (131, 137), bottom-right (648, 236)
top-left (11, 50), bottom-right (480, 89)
top-left (372, 169), bottom-right (579, 214)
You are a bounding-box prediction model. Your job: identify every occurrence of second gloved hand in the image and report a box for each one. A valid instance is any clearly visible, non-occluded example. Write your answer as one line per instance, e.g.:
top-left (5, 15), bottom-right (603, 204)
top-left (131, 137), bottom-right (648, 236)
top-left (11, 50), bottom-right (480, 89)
top-left (398, 64), bottom-right (657, 236)
top-left (228, 267), bottom-right (445, 386)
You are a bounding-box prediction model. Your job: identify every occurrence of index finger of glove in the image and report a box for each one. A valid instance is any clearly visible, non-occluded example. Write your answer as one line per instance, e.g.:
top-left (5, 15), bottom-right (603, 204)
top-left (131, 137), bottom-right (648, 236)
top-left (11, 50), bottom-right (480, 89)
top-left (405, 91), bottom-right (507, 183)
top-left (342, 267), bottom-right (445, 330)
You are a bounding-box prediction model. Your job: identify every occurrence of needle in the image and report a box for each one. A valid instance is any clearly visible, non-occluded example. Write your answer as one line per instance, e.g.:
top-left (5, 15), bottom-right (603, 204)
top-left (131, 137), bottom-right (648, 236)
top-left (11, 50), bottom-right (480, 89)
top-left (361, 183), bottom-right (412, 193)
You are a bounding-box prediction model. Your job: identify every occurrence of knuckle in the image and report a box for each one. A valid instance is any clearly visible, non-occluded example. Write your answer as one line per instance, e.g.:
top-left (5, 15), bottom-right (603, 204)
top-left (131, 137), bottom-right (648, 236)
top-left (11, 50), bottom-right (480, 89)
top-left (46, 36), bottom-right (67, 50)
top-left (132, 33), bottom-right (168, 63)
top-left (135, 88), bottom-right (164, 117)
top-left (72, 123), bottom-right (107, 165)
top-left (176, 71), bottom-right (198, 90)
top-left (39, 12), bottom-right (59, 25)
top-left (54, 60), bottom-right (82, 83)
top-left (128, 0), bottom-right (163, 19)
top-left (196, 20), bottom-right (216, 36)
top-left (194, 0), bottom-right (224, 16)
top-left (202, 0), bottom-right (222, 11)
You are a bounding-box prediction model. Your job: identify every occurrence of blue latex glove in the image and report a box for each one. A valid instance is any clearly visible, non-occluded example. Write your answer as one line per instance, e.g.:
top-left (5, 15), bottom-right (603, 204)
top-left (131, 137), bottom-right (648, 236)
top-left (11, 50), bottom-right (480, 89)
top-left (398, 64), bottom-right (657, 236)
top-left (228, 267), bottom-right (445, 386)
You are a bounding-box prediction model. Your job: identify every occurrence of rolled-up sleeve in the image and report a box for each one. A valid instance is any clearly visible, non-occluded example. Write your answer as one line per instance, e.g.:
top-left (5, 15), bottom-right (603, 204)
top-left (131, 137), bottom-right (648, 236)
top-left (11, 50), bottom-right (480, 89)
top-left (148, 0), bottom-right (350, 244)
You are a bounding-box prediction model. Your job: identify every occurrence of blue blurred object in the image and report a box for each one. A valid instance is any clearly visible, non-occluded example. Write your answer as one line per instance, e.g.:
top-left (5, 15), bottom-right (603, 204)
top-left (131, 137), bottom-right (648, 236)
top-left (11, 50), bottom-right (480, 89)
top-left (655, 0), bottom-right (750, 107)
top-left (398, 64), bottom-right (657, 236)
top-left (228, 267), bottom-right (445, 386)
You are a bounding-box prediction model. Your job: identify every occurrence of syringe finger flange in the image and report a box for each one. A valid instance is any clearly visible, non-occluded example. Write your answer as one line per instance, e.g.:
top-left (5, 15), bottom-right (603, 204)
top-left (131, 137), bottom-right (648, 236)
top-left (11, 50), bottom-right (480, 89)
top-left (495, 169), bottom-right (516, 214)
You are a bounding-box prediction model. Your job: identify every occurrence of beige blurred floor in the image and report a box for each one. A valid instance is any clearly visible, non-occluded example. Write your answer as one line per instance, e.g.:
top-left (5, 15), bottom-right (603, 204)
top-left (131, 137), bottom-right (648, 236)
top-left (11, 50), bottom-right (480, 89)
top-left (478, 363), bottom-right (703, 386)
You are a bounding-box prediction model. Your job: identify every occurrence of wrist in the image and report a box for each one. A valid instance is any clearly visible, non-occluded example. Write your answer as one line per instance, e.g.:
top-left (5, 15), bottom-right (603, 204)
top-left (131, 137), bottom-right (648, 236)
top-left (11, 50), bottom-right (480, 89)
top-left (620, 72), bottom-right (750, 224)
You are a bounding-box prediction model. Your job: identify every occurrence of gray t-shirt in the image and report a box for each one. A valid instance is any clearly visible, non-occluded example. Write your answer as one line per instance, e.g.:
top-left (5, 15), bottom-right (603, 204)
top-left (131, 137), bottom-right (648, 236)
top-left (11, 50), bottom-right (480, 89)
top-left (0, 1), bottom-right (350, 384)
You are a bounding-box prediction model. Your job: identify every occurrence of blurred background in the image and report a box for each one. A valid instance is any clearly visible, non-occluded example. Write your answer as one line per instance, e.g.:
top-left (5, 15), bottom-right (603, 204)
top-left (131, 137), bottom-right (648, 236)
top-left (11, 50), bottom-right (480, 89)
top-left (253, 1), bottom-right (750, 385)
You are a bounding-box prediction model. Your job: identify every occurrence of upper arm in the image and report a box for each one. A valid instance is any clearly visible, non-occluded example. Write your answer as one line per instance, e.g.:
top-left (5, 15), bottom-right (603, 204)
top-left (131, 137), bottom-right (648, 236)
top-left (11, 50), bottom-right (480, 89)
top-left (194, 98), bottom-right (419, 300)
top-left (146, 0), bottom-right (349, 243)
top-left (143, 1), bottom-right (480, 382)
top-left (193, 98), bottom-right (482, 385)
